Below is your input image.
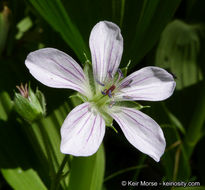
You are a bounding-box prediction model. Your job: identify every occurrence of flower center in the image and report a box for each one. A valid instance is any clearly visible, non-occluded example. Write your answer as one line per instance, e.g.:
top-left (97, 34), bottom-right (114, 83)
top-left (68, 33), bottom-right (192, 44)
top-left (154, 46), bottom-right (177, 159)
top-left (100, 69), bottom-right (123, 97)
top-left (91, 69), bottom-right (132, 108)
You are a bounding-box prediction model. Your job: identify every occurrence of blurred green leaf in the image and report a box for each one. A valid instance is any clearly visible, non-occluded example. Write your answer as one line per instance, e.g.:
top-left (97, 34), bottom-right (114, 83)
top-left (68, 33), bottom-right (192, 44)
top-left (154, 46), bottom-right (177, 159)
top-left (15, 17), bottom-right (33, 40)
top-left (28, 102), bottom-right (71, 189)
top-left (104, 164), bottom-right (147, 182)
top-left (28, 0), bottom-right (89, 62)
top-left (162, 126), bottom-right (191, 181)
top-left (0, 91), bottom-right (13, 121)
top-left (1, 168), bottom-right (47, 190)
top-left (184, 81), bottom-right (205, 157)
top-left (123, 0), bottom-right (181, 67)
top-left (162, 103), bottom-right (185, 134)
top-left (0, 5), bottom-right (10, 55)
top-left (68, 145), bottom-right (105, 190)
top-left (156, 19), bottom-right (203, 89)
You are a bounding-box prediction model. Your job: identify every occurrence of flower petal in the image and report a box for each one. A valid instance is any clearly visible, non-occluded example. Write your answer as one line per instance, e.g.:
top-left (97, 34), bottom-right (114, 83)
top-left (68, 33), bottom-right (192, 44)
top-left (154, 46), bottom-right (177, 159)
top-left (25, 48), bottom-right (89, 96)
top-left (60, 102), bottom-right (105, 156)
top-left (116, 66), bottom-right (176, 101)
top-left (89, 21), bottom-right (123, 83)
top-left (109, 107), bottom-right (166, 162)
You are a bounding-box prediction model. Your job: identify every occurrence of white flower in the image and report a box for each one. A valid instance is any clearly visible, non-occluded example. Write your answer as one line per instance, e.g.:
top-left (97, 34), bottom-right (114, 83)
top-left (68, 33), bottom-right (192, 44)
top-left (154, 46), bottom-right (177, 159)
top-left (25, 21), bottom-right (176, 162)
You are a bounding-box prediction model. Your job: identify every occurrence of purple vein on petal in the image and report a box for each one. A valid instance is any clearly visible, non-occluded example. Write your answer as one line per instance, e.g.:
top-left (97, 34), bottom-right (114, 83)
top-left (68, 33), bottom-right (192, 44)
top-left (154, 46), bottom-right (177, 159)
top-left (131, 76), bottom-right (153, 86)
top-left (92, 44), bottom-right (98, 78)
top-left (110, 50), bottom-right (119, 76)
top-left (72, 110), bottom-right (89, 126)
top-left (50, 58), bottom-right (84, 82)
top-left (51, 73), bottom-right (85, 93)
top-left (122, 95), bottom-right (156, 101)
top-left (30, 62), bottom-right (86, 93)
top-left (69, 104), bottom-right (89, 117)
top-left (77, 112), bottom-right (92, 135)
top-left (122, 109), bottom-right (164, 146)
top-left (63, 56), bottom-right (85, 80)
top-left (99, 116), bottom-right (102, 137)
top-left (102, 42), bottom-right (106, 80)
top-left (122, 108), bottom-right (147, 120)
top-left (113, 110), bottom-right (152, 140)
top-left (108, 40), bottom-right (114, 68)
top-left (111, 114), bottom-right (125, 130)
top-left (121, 110), bottom-right (153, 133)
top-left (86, 115), bottom-right (97, 142)
top-left (98, 47), bottom-right (103, 80)
top-left (122, 85), bottom-right (157, 93)
top-left (119, 76), bottom-right (151, 88)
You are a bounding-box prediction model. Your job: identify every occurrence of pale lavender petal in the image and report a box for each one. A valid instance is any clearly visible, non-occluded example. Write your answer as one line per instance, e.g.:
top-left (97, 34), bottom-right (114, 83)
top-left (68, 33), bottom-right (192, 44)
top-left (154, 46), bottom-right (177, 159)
top-left (109, 107), bottom-right (166, 162)
top-left (89, 21), bottom-right (123, 83)
top-left (25, 48), bottom-right (89, 96)
top-left (115, 66), bottom-right (176, 101)
top-left (60, 102), bottom-right (105, 156)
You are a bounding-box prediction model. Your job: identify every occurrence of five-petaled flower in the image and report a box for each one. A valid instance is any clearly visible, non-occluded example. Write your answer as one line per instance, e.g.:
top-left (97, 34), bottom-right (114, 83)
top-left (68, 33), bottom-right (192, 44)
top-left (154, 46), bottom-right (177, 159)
top-left (25, 21), bottom-right (176, 162)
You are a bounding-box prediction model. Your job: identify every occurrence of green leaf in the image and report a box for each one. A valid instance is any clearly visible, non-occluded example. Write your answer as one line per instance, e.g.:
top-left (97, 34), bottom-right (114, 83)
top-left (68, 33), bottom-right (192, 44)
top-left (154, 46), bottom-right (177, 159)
top-left (1, 168), bottom-right (47, 190)
top-left (156, 19), bottom-right (203, 89)
top-left (162, 103), bottom-right (185, 134)
top-left (28, 0), bottom-right (89, 62)
top-left (68, 145), bottom-right (105, 190)
top-left (29, 103), bottom-right (71, 189)
top-left (0, 6), bottom-right (10, 55)
top-left (122, 0), bottom-right (181, 68)
top-left (0, 91), bottom-right (13, 121)
top-left (162, 126), bottom-right (191, 181)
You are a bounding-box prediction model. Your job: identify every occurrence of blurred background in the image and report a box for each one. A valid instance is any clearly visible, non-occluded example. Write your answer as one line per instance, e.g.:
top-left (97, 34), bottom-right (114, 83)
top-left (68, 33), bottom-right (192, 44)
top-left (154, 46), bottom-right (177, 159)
top-left (0, 0), bottom-right (205, 189)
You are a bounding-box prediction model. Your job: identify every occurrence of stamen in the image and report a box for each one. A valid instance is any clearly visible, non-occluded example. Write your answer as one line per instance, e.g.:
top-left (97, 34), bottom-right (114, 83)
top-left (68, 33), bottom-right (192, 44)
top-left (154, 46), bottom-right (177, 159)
top-left (108, 70), bottom-right (113, 78)
top-left (16, 83), bottom-right (29, 98)
top-left (115, 69), bottom-right (124, 84)
top-left (96, 79), bottom-right (105, 86)
top-left (108, 90), bottom-right (112, 98)
top-left (101, 89), bottom-right (107, 95)
top-left (118, 69), bottom-right (123, 78)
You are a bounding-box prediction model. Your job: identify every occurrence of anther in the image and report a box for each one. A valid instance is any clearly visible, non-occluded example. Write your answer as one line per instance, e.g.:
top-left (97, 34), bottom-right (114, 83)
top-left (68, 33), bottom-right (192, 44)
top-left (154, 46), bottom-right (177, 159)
top-left (118, 69), bottom-right (123, 78)
top-left (108, 90), bottom-right (112, 98)
top-left (96, 79), bottom-right (105, 86)
top-left (101, 89), bottom-right (107, 95)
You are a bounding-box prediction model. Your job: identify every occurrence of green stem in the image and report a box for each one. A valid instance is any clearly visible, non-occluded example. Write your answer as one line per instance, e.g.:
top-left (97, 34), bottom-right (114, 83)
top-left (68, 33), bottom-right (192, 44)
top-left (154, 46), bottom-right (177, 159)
top-left (184, 81), bottom-right (205, 157)
top-left (37, 120), bottom-right (56, 178)
top-left (104, 164), bottom-right (147, 182)
top-left (50, 155), bottom-right (70, 190)
top-left (129, 155), bottom-right (146, 190)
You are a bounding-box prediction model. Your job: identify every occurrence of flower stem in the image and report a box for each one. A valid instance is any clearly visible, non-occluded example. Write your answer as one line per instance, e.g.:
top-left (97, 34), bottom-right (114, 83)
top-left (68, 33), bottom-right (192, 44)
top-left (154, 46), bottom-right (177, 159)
top-left (50, 155), bottom-right (70, 190)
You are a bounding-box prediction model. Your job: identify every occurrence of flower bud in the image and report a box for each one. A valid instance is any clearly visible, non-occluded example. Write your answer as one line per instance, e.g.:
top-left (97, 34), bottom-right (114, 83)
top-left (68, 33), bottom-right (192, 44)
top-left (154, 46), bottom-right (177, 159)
top-left (14, 83), bottom-right (46, 122)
